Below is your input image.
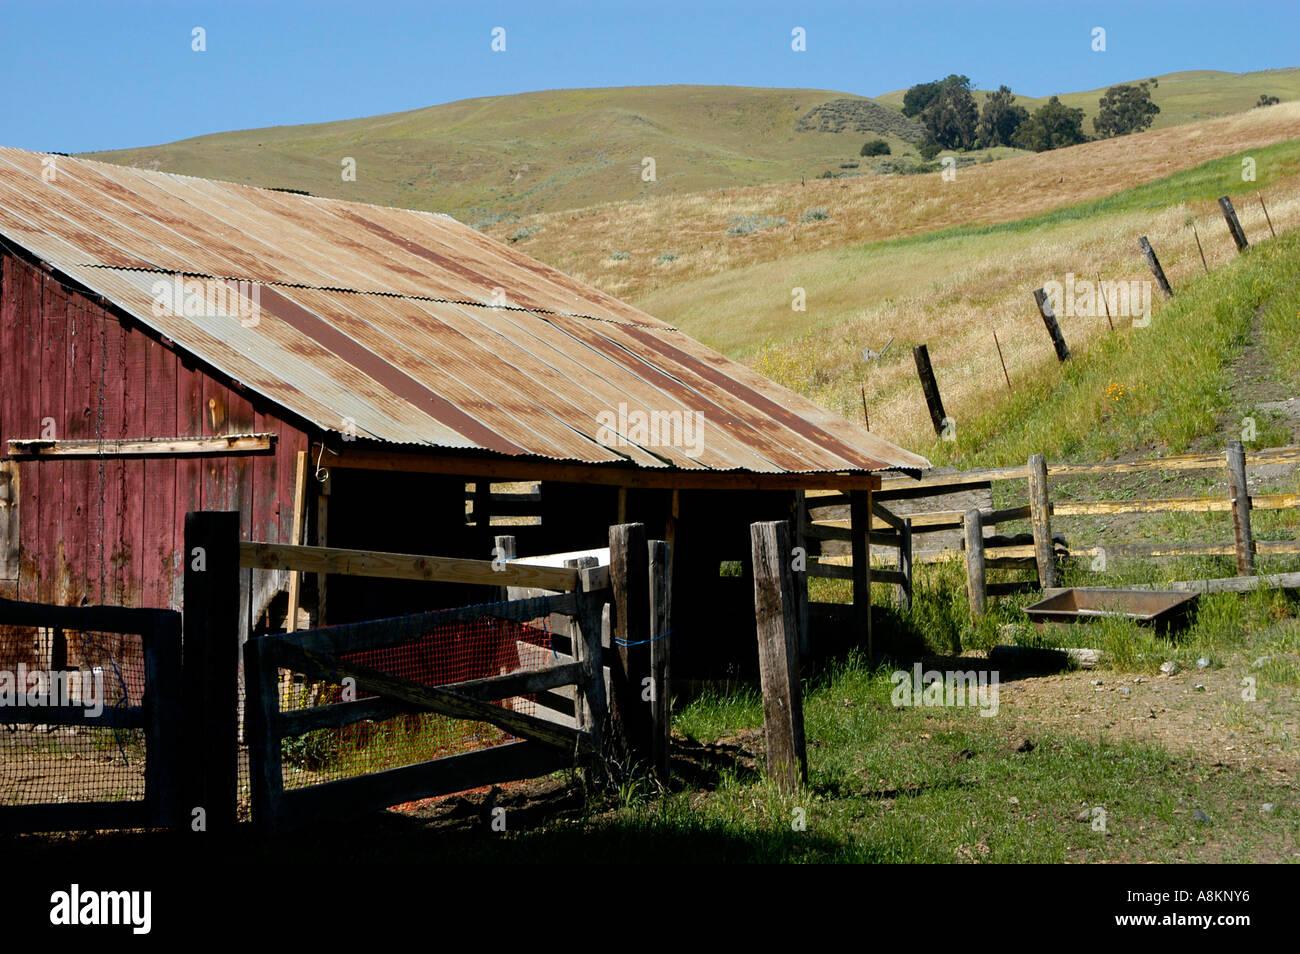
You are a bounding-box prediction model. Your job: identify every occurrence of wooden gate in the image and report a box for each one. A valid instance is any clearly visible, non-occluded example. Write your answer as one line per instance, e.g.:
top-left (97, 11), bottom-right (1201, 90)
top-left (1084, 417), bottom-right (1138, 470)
top-left (0, 596), bottom-right (183, 832)
top-left (242, 559), bottom-right (610, 832)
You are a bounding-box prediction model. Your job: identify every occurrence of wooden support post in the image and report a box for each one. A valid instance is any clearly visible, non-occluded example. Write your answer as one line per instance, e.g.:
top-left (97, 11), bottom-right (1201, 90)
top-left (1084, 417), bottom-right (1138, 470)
top-left (1226, 441), bottom-right (1256, 576)
top-left (315, 469), bottom-right (330, 627)
top-left (284, 449), bottom-right (307, 632)
top-left (897, 516), bottom-right (913, 612)
top-left (963, 509), bottom-right (986, 620)
top-left (243, 633), bottom-right (282, 832)
top-left (573, 565), bottom-right (609, 772)
top-left (609, 522), bottom-right (652, 767)
top-left (1258, 193), bottom-right (1276, 239)
top-left (473, 480), bottom-right (491, 528)
top-left (1218, 196), bottom-right (1250, 252)
top-left (648, 539), bottom-right (672, 780)
top-left (616, 486), bottom-right (628, 524)
top-left (1138, 236), bottom-right (1174, 297)
top-left (182, 510), bottom-right (241, 833)
top-left (1033, 288), bottom-right (1072, 361)
top-left (1027, 454), bottom-right (1057, 589)
top-left (494, 533), bottom-right (516, 601)
top-left (850, 489), bottom-right (872, 661)
top-left (793, 490), bottom-right (810, 656)
top-left (912, 344), bottom-right (948, 436)
top-left (749, 520), bottom-right (807, 792)
top-left (1192, 224), bottom-right (1209, 273)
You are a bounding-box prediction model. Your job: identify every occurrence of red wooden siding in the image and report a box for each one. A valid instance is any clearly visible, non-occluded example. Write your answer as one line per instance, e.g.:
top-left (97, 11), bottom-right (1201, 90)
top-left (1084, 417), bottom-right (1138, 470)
top-left (0, 253), bottom-right (307, 627)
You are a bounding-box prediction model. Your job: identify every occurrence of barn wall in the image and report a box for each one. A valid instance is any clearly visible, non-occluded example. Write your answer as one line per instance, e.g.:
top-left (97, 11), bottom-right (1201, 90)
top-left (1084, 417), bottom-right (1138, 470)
top-left (0, 253), bottom-right (308, 643)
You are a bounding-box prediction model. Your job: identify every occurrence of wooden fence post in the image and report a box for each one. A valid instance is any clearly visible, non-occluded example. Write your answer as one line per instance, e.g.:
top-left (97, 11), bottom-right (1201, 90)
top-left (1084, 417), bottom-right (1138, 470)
top-left (648, 539), bottom-right (672, 779)
top-left (1138, 236), bottom-right (1174, 297)
top-left (609, 522), bottom-right (652, 768)
top-left (315, 468), bottom-right (330, 626)
top-left (494, 533), bottom-right (516, 601)
top-left (243, 632), bottom-right (282, 832)
top-left (896, 516), bottom-right (913, 613)
top-left (850, 489), bottom-right (872, 661)
top-left (963, 509), bottom-right (986, 620)
top-left (1218, 196), bottom-right (1250, 252)
top-left (1226, 441), bottom-right (1256, 576)
top-left (749, 520), bottom-right (807, 792)
top-left (182, 510), bottom-right (241, 833)
top-left (1027, 454), bottom-right (1057, 588)
top-left (573, 564), bottom-right (609, 772)
top-left (1033, 288), bottom-right (1071, 361)
top-left (912, 344), bottom-right (948, 436)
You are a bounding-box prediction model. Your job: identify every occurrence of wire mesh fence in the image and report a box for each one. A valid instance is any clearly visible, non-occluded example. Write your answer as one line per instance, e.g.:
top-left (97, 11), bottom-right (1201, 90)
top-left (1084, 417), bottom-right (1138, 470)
top-left (272, 610), bottom-right (558, 791)
top-left (0, 625), bottom-right (147, 805)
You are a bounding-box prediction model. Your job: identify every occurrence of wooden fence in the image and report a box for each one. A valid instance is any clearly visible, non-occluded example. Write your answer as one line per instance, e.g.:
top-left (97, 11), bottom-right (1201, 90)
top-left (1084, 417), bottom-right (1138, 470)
top-left (800, 443), bottom-right (1300, 621)
top-left (240, 520), bottom-right (672, 830)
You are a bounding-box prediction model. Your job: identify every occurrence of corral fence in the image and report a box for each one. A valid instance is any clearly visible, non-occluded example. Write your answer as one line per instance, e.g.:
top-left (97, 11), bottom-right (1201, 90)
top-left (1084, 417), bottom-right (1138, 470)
top-left (2, 511), bottom-right (671, 835)
top-left (799, 442), bottom-right (1300, 622)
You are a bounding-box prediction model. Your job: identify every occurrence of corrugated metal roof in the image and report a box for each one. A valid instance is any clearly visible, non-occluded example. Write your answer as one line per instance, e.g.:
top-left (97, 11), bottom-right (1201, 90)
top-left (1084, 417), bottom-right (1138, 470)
top-left (0, 146), bottom-right (929, 475)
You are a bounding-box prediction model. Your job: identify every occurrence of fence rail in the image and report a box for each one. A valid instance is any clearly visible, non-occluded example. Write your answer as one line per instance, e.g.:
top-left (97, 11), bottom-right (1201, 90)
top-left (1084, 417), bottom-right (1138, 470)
top-left (798, 443), bottom-right (1300, 623)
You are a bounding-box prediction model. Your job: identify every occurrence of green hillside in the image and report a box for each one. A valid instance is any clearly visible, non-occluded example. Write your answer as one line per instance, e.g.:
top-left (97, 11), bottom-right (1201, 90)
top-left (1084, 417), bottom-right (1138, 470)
top-left (84, 70), bottom-right (1298, 220)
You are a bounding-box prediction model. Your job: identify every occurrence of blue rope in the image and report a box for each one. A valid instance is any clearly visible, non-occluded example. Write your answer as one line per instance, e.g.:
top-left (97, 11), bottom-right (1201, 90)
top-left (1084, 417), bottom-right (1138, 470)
top-left (613, 629), bottom-right (672, 648)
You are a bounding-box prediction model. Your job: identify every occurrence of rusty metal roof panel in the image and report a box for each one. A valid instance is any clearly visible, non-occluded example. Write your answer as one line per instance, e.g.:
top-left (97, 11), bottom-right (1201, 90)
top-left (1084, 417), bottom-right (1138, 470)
top-left (0, 145), bottom-right (928, 475)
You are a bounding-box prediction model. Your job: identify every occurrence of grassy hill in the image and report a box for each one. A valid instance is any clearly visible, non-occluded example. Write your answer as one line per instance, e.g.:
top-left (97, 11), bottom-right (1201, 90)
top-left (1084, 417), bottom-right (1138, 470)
top-left (85, 86), bottom-right (911, 221)
top-left (877, 68), bottom-right (1300, 132)
top-left (84, 69), bottom-right (1298, 219)
top-left (477, 103), bottom-right (1300, 457)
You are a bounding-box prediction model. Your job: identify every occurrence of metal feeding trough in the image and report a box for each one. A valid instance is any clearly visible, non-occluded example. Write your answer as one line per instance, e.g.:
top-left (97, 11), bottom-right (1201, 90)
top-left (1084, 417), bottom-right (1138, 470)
top-left (1024, 588), bottom-right (1199, 634)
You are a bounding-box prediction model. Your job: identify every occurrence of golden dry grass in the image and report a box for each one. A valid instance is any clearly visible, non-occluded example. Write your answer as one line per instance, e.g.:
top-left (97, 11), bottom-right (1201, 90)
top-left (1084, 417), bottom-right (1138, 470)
top-left (488, 103), bottom-right (1300, 304)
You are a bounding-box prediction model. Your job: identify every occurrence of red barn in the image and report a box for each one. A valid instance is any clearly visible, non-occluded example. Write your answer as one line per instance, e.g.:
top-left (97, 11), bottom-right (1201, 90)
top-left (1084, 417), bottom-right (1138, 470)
top-left (0, 146), bottom-right (927, 679)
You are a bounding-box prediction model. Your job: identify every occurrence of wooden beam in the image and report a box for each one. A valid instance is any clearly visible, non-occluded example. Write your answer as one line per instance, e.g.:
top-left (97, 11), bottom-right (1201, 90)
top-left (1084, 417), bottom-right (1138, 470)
top-left (750, 520), bottom-right (807, 792)
top-left (284, 450), bottom-right (308, 632)
top-left (7, 434), bottom-right (275, 458)
top-left (240, 541), bottom-right (579, 591)
top-left (320, 445), bottom-right (882, 491)
top-left (315, 469), bottom-right (330, 626)
top-left (896, 517), bottom-right (913, 612)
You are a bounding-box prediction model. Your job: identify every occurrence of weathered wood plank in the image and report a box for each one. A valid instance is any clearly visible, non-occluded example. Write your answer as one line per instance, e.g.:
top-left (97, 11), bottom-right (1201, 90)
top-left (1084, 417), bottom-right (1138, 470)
top-left (750, 520), bottom-right (806, 792)
top-left (273, 741), bottom-right (573, 833)
top-left (240, 541), bottom-right (579, 591)
top-left (6, 434), bottom-right (275, 457)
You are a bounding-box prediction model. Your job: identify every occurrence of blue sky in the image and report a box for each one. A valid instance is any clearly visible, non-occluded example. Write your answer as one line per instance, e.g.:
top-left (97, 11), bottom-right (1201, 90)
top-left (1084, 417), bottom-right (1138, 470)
top-left (1, 0), bottom-right (1295, 152)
